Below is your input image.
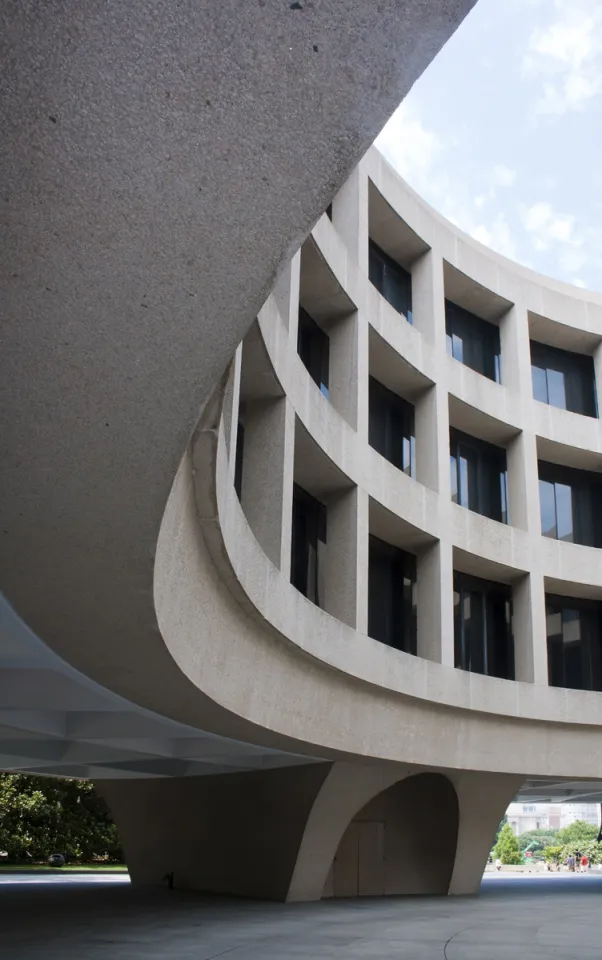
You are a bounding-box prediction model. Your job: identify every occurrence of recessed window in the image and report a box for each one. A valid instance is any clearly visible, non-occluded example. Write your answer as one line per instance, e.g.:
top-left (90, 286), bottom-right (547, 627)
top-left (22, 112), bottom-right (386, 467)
top-left (538, 461), bottom-right (602, 547)
top-left (369, 377), bottom-right (415, 478)
top-left (369, 240), bottom-right (413, 324)
top-left (454, 572), bottom-right (514, 680)
top-left (546, 594), bottom-right (602, 691)
top-left (297, 307), bottom-right (330, 398)
top-left (291, 483), bottom-right (327, 606)
top-left (445, 301), bottom-right (501, 383)
top-left (530, 341), bottom-right (597, 417)
top-left (368, 536), bottom-right (417, 654)
top-left (450, 428), bottom-right (508, 523)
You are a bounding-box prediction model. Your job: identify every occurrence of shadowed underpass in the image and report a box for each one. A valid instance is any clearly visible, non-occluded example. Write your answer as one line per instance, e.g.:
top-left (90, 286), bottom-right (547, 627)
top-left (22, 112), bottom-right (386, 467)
top-left (3, 874), bottom-right (602, 959)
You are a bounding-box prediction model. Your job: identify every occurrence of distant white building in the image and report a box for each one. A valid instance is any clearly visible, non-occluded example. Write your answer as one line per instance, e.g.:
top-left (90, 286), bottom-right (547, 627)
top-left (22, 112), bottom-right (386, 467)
top-left (506, 802), bottom-right (601, 836)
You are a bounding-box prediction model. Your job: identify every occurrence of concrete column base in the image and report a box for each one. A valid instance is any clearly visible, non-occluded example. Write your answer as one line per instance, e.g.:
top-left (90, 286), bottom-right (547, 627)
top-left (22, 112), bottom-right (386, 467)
top-left (98, 764), bottom-right (330, 900)
top-left (448, 770), bottom-right (524, 895)
top-left (99, 763), bottom-right (523, 901)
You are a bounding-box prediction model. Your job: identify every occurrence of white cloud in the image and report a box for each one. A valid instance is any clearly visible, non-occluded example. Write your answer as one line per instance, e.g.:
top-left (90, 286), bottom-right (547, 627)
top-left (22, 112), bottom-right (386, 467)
top-left (523, 0), bottom-right (602, 116)
top-left (559, 247), bottom-right (588, 273)
top-left (521, 200), bottom-right (577, 246)
top-left (531, 15), bottom-right (596, 65)
top-left (377, 108), bottom-right (521, 262)
top-left (376, 103), bottom-right (441, 183)
top-left (492, 165), bottom-right (516, 188)
top-left (518, 198), bottom-right (602, 285)
top-left (469, 214), bottom-right (518, 260)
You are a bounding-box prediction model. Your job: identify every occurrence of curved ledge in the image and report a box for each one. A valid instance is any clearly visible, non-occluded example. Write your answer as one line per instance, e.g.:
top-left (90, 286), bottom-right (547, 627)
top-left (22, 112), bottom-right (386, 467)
top-left (446, 357), bottom-right (522, 434)
top-left (201, 414), bottom-right (602, 733)
top-left (534, 402), bottom-right (602, 462)
top-left (149, 146), bottom-right (602, 784)
top-left (367, 149), bottom-right (602, 313)
top-left (168, 143), bottom-right (602, 775)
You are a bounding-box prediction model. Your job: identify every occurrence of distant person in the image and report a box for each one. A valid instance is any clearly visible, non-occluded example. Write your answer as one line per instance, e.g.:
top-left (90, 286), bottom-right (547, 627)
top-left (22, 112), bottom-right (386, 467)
top-left (495, 858), bottom-right (502, 872)
top-left (567, 854), bottom-right (576, 873)
top-left (581, 855), bottom-right (589, 873)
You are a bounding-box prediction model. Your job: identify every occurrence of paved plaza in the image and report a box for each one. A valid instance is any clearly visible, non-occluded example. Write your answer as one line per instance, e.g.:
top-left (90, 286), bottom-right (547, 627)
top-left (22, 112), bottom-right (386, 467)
top-left (3, 873), bottom-right (602, 959)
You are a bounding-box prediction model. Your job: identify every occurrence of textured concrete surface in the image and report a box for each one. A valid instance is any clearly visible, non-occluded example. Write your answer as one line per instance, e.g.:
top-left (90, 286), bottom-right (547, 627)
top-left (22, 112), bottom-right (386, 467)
top-left (4, 3), bottom-right (602, 791)
top-left (99, 766), bottom-right (517, 900)
top-left (4, 875), bottom-right (602, 959)
top-left (0, 0), bottom-right (476, 739)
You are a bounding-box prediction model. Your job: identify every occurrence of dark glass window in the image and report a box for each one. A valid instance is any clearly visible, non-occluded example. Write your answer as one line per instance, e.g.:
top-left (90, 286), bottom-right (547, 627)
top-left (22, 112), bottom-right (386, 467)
top-left (454, 572), bottom-right (514, 679)
top-left (234, 421), bottom-right (245, 500)
top-left (297, 307), bottom-right (329, 398)
top-left (546, 594), bottom-right (602, 691)
top-left (450, 428), bottom-right (508, 523)
top-left (369, 240), bottom-right (413, 324)
top-left (445, 301), bottom-right (501, 382)
top-left (369, 377), bottom-right (415, 478)
top-left (530, 341), bottom-right (597, 418)
top-left (291, 484), bottom-right (327, 606)
top-left (368, 537), bottom-right (417, 654)
top-left (538, 461), bottom-right (602, 547)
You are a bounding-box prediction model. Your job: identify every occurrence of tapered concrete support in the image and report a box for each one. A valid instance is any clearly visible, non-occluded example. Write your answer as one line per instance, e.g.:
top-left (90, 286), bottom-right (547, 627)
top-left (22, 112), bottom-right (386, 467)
top-left (447, 771), bottom-right (524, 895)
top-left (98, 765), bottom-right (330, 900)
top-left (287, 761), bottom-right (406, 902)
top-left (100, 762), bottom-right (524, 902)
top-left (327, 773), bottom-right (459, 897)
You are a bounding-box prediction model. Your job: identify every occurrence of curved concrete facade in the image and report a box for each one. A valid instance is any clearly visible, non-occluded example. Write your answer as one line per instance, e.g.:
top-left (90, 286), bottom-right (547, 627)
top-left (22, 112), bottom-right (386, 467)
top-left (100, 150), bottom-right (602, 899)
top-left (4, 3), bottom-right (602, 902)
top-left (162, 148), bottom-right (602, 773)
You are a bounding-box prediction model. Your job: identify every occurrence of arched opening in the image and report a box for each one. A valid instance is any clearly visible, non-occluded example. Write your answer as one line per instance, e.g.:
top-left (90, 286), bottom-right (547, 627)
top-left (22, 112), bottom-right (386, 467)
top-left (322, 773), bottom-right (458, 897)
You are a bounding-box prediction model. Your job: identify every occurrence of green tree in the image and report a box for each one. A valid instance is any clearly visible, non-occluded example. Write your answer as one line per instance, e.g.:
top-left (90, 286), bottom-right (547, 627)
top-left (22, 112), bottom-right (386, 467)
top-left (494, 822), bottom-right (523, 865)
top-left (556, 820), bottom-right (598, 847)
top-left (0, 775), bottom-right (122, 863)
top-left (494, 816), bottom-right (508, 847)
top-left (544, 845), bottom-right (564, 865)
top-left (518, 830), bottom-right (557, 853)
top-left (560, 839), bottom-right (602, 865)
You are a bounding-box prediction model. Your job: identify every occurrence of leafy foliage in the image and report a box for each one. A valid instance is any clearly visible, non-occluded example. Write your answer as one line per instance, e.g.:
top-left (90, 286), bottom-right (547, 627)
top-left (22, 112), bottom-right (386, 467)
top-left (518, 830), bottom-right (557, 853)
top-left (494, 822), bottom-right (523, 865)
top-left (556, 820), bottom-right (599, 847)
top-left (543, 838), bottom-right (602, 866)
top-left (0, 775), bottom-right (122, 862)
top-left (560, 839), bottom-right (602, 865)
top-left (544, 845), bottom-right (564, 864)
top-left (494, 816), bottom-right (508, 846)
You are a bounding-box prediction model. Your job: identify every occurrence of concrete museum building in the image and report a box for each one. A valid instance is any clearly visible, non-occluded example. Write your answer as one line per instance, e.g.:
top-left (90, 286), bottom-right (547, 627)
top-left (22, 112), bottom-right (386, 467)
top-left (3, 1), bottom-right (602, 903)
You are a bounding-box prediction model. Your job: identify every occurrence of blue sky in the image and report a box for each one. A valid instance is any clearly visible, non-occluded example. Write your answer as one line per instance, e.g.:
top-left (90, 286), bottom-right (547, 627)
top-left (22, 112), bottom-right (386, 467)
top-left (376, 0), bottom-right (602, 291)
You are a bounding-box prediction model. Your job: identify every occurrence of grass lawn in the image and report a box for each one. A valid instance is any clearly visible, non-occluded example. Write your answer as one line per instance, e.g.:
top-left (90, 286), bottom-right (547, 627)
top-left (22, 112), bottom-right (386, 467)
top-left (0, 863), bottom-right (127, 873)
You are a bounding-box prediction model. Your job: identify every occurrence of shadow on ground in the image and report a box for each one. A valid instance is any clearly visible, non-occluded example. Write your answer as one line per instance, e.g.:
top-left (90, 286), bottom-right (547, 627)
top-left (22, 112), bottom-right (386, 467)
top-left (3, 873), bottom-right (602, 959)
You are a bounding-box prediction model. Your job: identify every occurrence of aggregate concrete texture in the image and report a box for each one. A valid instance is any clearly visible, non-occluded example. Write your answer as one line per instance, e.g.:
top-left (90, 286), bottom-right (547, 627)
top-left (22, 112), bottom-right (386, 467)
top-left (4, 875), bottom-right (602, 959)
top-left (0, 0), bottom-right (475, 730)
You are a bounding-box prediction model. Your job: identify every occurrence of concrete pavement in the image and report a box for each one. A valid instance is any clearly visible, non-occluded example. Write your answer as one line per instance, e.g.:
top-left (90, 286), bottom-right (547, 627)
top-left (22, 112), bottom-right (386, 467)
top-left (3, 874), bottom-right (602, 958)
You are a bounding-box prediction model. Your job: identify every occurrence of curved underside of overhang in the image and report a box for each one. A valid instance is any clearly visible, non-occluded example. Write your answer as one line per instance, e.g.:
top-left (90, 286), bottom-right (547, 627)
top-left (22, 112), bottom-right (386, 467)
top-left (0, 1), bottom-right (476, 736)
